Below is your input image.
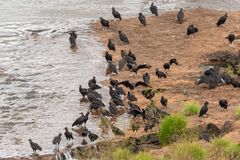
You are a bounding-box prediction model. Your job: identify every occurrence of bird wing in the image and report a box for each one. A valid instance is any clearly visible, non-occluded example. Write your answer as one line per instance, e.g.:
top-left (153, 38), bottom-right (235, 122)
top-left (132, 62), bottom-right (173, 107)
top-left (118, 80), bottom-right (131, 88)
top-left (136, 64), bottom-right (152, 72)
top-left (135, 81), bottom-right (152, 88)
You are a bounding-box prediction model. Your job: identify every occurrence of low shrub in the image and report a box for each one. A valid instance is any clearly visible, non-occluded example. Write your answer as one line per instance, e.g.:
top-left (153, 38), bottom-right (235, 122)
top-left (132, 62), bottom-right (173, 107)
top-left (171, 142), bottom-right (208, 160)
top-left (158, 114), bottom-right (187, 145)
top-left (131, 152), bottom-right (156, 160)
top-left (235, 107), bottom-right (240, 119)
top-left (183, 101), bottom-right (200, 116)
top-left (211, 138), bottom-right (240, 160)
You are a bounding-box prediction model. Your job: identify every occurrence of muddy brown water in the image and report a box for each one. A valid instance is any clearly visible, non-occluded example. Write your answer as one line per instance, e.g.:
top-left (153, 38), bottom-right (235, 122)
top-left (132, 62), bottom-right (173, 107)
top-left (0, 0), bottom-right (240, 158)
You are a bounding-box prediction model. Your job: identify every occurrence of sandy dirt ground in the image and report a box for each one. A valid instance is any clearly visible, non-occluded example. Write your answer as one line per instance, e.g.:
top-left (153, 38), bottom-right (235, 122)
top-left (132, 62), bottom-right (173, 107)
top-left (93, 8), bottom-right (240, 143)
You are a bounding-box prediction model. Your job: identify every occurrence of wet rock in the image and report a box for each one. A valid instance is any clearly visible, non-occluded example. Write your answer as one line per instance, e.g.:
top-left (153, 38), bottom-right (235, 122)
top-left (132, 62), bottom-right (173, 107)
top-left (221, 121), bottom-right (233, 134)
top-left (208, 51), bottom-right (240, 66)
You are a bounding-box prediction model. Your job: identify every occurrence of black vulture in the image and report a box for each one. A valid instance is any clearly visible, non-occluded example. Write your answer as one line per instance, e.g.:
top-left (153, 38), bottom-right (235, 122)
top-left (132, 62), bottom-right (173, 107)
top-left (199, 101), bottom-right (209, 117)
top-left (195, 70), bottom-right (225, 89)
top-left (100, 17), bottom-right (109, 29)
top-left (143, 72), bottom-right (150, 85)
top-left (230, 79), bottom-right (240, 88)
top-left (129, 64), bottom-right (152, 75)
top-left (52, 133), bottom-right (62, 150)
top-left (138, 12), bottom-right (147, 26)
top-left (111, 125), bottom-right (125, 136)
top-left (107, 61), bottom-right (118, 75)
top-left (118, 31), bottom-right (129, 44)
top-left (72, 112), bottom-right (90, 127)
top-left (121, 50), bottom-right (127, 58)
top-left (118, 56), bottom-right (127, 71)
top-left (107, 39), bottom-right (116, 51)
top-left (216, 13), bottom-right (228, 27)
top-left (111, 97), bottom-right (125, 106)
top-left (64, 127), bottom-right (73, 141)
top-left (81, 127), bottom-right (89, 137)
top-left (169, 58), bottom-right (179, 65)
top-left (160, 96), bottom-right (168, 107)
top-left (156, 69), bottom-right (167, 78)
top-left (112, 7), bottom-right (122, 20)
top-left (109, 86), bottom-right (121, 99)
top-left (88, 131), bottom-right (99, 143)
top-left (109, 102), bottom-right (118, 115)
top-left (227, 33), bottom-right (235, 44)
top-left (128, 50), bottom-right (136, 61)
top-left (219, 99), bottom-right (228, 110)
top-left (150, 2), bottom-right (158, 16)
top-left (110, 78), bottom-right (118, 87)
top-left (118, 80), bottom-right (151, 90)
top-left (87, 89), bottom-right (102, 101)
top-left (88, 76), bottom-right (97, 85)
top-left (105, 51), bottom-right (112, 62)
top-left (89, 99), bottom-right (105, 110)
top-left (115, 86), bottom-right (126, 96)
top-left (69, 31), bottom-right (77, 48)
top-left (127, 91), bottom-right (137, 102)
top-left (29, 139), bottom-right (42, 153)
top-left (88, 82), bottom-right (101, 90)
top-left (177, 8), bottom-right (184, 24)
top-left (187, 24), bottom-right (198, 37)
top-left (163, 63), bottom-right (170, 71)
top-left (79, 85), bottom-right (88, 98)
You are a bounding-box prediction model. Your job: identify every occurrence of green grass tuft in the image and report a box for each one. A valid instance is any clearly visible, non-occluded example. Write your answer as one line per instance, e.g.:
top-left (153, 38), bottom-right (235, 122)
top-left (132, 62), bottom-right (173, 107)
top-left (171, 142), bottom-right (208, 160)
top-left (235, 107), bottom-right (240, 119)
top-left (158, 114), bottom-right (187, 145)
top-left (112, 148), bottom-right (132, 160)
top-left (183, 101), bottom-right (200, 116)
top-left (211, 138), bottom-right (240, 159)
top-left (131, 152), bottom-right (156, 160)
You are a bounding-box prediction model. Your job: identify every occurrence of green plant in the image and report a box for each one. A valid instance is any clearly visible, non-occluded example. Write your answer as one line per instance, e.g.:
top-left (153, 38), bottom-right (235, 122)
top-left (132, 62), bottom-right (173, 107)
top-left (171, 142), bottom-right (208, 160)
top-left (236, 107), bottom-right (240, 119)
top-left (183, 101), bottom-right (200, 116)
top-left (112, 148), bottom-right (133, 160)
top-left (226, 64), bottom-right (235, 75)
top-left (158, 114), bottom-right (187, 145)
top-left (211, 138), bottom-right (240, 160)
top-left (131, 152), bottom-right (156, 160)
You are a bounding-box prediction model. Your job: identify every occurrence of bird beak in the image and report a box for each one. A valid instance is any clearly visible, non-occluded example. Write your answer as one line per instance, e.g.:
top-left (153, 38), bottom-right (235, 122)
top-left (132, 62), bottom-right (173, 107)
top-left (195, 79), bottom-right (199, 85)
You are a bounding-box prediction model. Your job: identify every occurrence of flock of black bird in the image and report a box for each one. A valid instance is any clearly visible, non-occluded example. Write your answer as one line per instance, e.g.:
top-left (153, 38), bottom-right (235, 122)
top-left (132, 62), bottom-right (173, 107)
top-left (28, 3), bottom-right (240, 155)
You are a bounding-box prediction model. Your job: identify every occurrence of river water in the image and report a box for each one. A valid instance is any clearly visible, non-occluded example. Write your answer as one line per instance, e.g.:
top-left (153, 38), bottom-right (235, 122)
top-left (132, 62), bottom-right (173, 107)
top-left (0, 0), bottom-right (240, 158)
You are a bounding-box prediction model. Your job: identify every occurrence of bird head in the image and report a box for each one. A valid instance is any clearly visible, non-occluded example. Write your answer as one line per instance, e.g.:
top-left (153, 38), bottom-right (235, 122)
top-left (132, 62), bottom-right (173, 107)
top-left (28, 139), bottom-right (32, 142)
top-left (139, 12), bottom-right (142, 16)
top-left (80, 112), bottom-right (84, 116)
top-left (100, 17), bottom-right (103, 20)
top-left (118, 30), bottom-right (122, 34)
top-left (225, 13), bottom-right (228, 16)
top-left (105, 51), bottom-right (109, 54)
top-left (151, 2), bottom-right (154, 6)
top-left (112, 7), bottom-right (115, 11)
top-left (155, 68), bottom-right (159, 71)
top-left (64, 127), bottom-right (68, 131)
top-left (205, 101), bottom-right (209, 105)
top-left (59, 133), bottom-right (62, 136)
top-left (108, 39), bottom-right (112, 42)
top-left (180, 8), bottom-right (183, 11)
top-left (195, 78), bottom-right (200, 85)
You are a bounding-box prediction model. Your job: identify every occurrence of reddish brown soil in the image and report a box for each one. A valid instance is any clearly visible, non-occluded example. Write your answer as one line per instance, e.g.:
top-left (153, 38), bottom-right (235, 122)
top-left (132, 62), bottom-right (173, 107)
top-left (93, 8), bottom-right (240, 142)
